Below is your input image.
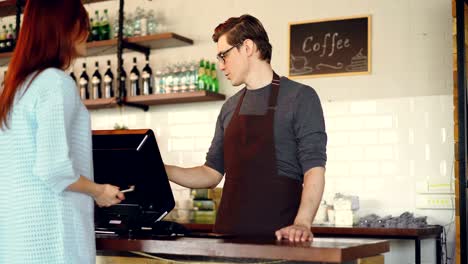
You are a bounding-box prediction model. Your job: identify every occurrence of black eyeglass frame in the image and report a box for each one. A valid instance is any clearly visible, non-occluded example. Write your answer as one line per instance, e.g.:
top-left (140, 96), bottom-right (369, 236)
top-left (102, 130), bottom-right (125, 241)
top-left (216, 43), bottom-right (242, 64)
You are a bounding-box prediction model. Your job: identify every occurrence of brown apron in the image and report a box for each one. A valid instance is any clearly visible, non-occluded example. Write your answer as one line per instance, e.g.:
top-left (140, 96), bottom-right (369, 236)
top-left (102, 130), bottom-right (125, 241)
top-left (214, 72), bottom-right (302, 237)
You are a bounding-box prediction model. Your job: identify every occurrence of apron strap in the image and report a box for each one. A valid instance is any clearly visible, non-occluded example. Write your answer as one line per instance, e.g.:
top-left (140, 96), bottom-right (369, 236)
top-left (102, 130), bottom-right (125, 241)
top-left (268, 72), bottom-right (281, 110)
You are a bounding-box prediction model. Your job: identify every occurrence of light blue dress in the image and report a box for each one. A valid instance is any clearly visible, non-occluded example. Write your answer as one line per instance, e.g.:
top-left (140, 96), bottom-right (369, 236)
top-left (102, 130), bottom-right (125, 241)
top-left (0, 68), bottom-right (95, 264)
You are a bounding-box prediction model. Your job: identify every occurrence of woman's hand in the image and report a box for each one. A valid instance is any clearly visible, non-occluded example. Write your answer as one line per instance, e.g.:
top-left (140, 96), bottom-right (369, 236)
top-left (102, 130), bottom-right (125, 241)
top-left (93, 184), bottom-right (125, 207)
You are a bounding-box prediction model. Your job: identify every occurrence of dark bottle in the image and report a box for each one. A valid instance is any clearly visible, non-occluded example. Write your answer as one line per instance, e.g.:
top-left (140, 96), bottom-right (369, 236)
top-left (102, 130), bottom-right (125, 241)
top-left (91, 61), bottom-right (102, 99)
top-left (118, 62), bottom-right (127, 97)
top-left (130, 57), bottom-right (140, 96)
top-left (141, 57), bottom-right (153, 95)
top-left (69, 68), bottom-right (76, 82)
top-left (103, 60), bottom-right (114, 98)
top-left (5, 24), bottom-right (14, 52)
top-left (79, 63), bottom-right (89, 100)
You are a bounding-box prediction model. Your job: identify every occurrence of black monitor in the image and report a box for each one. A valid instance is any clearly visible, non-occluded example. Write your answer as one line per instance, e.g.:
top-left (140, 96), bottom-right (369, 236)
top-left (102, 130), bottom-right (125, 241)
top-left (92, 129), bottom-right (175, 235)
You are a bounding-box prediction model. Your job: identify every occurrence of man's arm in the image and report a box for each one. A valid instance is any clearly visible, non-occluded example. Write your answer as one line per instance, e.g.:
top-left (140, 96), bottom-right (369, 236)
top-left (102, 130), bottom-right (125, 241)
top-left (275, 166), bottom-right (325, 241)
top-left (165, 102), bottom-right (226, 190)
top-left (165, 164), bottom-right (223, 189)
top-left (294, 166), bottom-right (325, 227)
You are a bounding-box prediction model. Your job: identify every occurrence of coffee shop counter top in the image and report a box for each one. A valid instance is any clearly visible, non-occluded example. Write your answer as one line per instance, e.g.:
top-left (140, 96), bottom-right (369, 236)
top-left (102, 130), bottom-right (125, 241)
top-left (96, 236), bottom-right (389, 263)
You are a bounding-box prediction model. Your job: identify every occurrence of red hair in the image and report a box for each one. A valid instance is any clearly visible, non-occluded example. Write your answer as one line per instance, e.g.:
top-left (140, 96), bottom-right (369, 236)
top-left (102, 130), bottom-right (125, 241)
top-left (0, 0), bottom-right (89, 129)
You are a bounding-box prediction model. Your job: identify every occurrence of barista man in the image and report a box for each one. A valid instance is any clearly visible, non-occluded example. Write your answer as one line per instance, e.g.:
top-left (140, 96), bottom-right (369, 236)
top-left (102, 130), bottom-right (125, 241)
top-left (165, 14), bottom-right (326, 242)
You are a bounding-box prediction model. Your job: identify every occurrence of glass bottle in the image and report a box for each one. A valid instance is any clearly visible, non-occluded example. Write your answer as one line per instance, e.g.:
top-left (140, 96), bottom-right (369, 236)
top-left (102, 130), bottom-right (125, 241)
top-left (118, 62), bottom-right (127, 97)
top-left (79, 63), bottom-right (89, 100)
top-left (0, 25), bottom-right (6, 40)
top-left (100, 9), bottom-right (111, 40)
top-left (211, 62), bottom-right (219, 93)
top-left (8, 24), bottom-right (15, 39)
top-left (103, 60), bottom-right (114, 98)
top-left (124, 14), bottom-right (134, 37)
top-left (172, 63), bottom-right (180, 93)
top-left (179, 63), bottom-right (189, 93)
top-left (141, 57), bottom-right (153, 95)
top-left (132, 8), bottom-right (143, 37)
top-left (0, 25), bottom-right (6, 52)
top-left (112, 16), bottom-right (119, 39)
top-left (154, 69), bottom-right (163, 94)
top-left (163, 66), bottom-right (172, 93)
top-left (188, 61), bottom-right (197, 92)
top-left (197, 59), bottom-right (206, 90)
top-left (130, 57), bottom-right (140, 96)
top-left (69, 67), bottom-right (76, 82)
top-left (204, 60), bottom-right (212, 91)
top-left (4, 27), bottom-right (12, 51)
top-left (91, 11), bottom-right (101, 41)
top-left (147, 10), bottom-right (158, 35)
top-left (91, 61), bottom-right (102, 99)
top-left (88, 18), bottom-right (93, 42)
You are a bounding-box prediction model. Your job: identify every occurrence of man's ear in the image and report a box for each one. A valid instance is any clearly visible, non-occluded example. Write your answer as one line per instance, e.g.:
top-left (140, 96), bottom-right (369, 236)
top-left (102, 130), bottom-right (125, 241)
top-left (243, 39), bottom-right (256, 57)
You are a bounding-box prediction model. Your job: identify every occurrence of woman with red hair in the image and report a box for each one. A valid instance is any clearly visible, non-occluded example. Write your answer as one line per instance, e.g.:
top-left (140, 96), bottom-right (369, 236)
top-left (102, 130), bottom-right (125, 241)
top-left (0, 1), bottom-right (124, 263)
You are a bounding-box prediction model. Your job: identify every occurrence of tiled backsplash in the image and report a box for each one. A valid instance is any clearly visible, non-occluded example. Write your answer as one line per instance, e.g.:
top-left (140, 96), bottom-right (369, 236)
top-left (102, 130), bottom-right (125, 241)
top-left (127, 94), bottom-right (451, 264)
top-left (90, 95), bottom-right (454, 219)
top-left (322, 96), bottom-right (453, 220)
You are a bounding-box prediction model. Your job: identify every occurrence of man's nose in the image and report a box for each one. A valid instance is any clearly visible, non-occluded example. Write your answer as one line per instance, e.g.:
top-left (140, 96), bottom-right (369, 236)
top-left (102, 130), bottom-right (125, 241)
top-left (218, 61), bottom-right (226, 71)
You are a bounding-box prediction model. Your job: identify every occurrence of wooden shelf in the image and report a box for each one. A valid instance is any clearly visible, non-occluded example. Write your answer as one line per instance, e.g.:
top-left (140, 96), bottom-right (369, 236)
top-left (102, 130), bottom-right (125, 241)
top-left (83, 97), bottom-right (118, 110)
top-left (83, 91), bottom-right (225, 110)
top-left (86, 32), bottom-right (193, 57)
top-left (0, 0), bottom-right (111, 17)
top-left (0, 32), bottom-right (193, 66)
top-left (0, 51), bottom-right (13, 66)
top-left (0, 0), bottom-right (18, 17)
top-left (127, 91), bottom-right (225, 105)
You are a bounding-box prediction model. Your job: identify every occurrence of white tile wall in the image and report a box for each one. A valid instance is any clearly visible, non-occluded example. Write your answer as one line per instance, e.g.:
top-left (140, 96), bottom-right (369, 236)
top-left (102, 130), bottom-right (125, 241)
top-left (90, 95), bottom-right (454, 219)
top-left (2, 0), bottom-right (454, 262)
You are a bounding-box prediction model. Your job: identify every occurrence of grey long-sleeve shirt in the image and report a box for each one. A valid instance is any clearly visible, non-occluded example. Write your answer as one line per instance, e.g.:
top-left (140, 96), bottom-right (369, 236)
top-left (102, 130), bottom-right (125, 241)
top-left (205, 76), bottom-right (327, 182)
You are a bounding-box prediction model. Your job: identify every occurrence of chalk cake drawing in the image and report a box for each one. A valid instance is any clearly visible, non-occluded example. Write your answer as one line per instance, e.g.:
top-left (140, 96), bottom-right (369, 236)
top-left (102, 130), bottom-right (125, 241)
top-left (345, 48), bottom-right (367, 72)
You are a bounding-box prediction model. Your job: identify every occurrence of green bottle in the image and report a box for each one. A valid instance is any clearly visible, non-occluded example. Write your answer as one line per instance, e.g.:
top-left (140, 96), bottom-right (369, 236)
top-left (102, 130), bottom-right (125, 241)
top-left (91, 10), bottom-right (101, 41)
top-left (100, 9), bottom-right (111, 40)
top-left (204, 60), bottom-right (213, 91)
top-left (211, 62), bottom-right (219, 93)
top-left (197, 59), bottom-right (206, 90)
top-left (87, 18), bottom-right (93, 42)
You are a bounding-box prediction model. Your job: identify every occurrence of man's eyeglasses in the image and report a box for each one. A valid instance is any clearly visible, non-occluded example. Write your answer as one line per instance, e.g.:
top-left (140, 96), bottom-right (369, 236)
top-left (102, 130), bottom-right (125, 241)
top-left (216, 43), bottom-right (241, 64)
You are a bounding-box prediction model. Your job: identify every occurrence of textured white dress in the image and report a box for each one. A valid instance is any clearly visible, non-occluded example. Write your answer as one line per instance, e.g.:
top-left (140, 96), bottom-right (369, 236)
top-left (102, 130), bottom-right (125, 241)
top-left (0, 68), bottom-right (95, 264)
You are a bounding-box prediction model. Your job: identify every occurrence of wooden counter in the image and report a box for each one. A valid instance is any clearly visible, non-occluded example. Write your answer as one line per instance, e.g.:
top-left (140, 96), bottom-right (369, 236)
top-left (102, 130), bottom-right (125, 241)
top-left (97, 236), bottom-right (389, 263)
top-left (185, 224), bottom-right (443, 264)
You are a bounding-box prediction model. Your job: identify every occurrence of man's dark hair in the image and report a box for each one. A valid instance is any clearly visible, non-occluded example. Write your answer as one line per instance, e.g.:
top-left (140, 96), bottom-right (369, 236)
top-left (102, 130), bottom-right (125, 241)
top-left (212, 14), bottom-right (272, 63)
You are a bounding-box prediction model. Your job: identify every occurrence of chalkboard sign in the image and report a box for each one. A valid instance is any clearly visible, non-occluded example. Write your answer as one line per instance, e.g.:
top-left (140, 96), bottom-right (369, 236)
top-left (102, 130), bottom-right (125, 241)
top-left (288, 16), bottom-right (371, 78)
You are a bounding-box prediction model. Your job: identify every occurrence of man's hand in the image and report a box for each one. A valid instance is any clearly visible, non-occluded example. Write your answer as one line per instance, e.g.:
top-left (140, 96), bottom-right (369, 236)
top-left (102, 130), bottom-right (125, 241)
top-left (275, 224), bottom-right (313, 242)
top-left (276, 167), bottom-right (325, 242)
top-left (93, 184), bottom-right (125, 207)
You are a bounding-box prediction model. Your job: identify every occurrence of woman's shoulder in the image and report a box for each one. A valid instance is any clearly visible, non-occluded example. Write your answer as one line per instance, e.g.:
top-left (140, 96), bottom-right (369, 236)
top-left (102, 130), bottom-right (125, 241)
top-left (28, 68), bottom-right (76, 94)
top-left (34, 68), bottom-right (74, 85)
